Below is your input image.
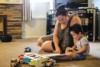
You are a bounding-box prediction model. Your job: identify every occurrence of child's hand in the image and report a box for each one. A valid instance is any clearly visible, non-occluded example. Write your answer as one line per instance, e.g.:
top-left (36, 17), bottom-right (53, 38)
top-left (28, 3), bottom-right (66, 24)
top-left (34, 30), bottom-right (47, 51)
top-left (68, 48), bottom-right (73, 52)
top-left (71, 48), bottom-right (76, 53)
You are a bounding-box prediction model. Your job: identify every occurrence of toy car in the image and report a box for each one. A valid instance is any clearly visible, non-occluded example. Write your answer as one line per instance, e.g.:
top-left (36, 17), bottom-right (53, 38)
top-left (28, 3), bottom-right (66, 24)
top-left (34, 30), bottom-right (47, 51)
top-left (24, 47), bottom-right (31, 52)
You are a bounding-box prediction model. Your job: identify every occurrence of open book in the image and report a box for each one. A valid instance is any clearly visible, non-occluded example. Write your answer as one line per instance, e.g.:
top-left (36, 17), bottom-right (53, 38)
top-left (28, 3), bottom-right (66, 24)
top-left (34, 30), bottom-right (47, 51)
top-left (41, 53), bottom-right (66, 58)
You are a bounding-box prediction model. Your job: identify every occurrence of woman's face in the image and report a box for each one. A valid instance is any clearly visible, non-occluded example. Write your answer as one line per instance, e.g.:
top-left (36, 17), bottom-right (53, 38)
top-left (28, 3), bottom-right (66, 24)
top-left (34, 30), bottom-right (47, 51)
top-left (56, 15), bottom-right (68, 24)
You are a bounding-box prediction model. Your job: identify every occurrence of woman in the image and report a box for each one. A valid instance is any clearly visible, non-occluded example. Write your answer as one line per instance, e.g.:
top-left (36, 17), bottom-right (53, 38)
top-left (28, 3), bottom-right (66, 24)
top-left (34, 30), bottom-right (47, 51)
top-left (37, 5), bottom-right (81, 53)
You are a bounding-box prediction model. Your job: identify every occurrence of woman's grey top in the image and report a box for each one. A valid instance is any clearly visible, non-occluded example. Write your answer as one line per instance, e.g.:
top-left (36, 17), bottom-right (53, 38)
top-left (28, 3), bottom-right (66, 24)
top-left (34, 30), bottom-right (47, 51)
top-left (42, 16), bottom-right (74, 53)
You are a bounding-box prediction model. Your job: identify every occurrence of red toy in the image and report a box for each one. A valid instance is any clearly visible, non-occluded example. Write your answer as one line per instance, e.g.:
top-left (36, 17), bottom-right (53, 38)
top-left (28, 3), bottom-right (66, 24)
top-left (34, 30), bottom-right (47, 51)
top-left (17, 54), bottom-right (24, 63)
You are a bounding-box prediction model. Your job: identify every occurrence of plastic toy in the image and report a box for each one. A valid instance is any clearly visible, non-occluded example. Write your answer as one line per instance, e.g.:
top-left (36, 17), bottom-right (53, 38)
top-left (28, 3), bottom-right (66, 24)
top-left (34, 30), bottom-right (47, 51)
top-left (23, 57), bottom-right (30, 63)
top-left (29, 57), bottom-right (47, 67)
top-left (24, 47), bottom-right (31, 52)
top-left (44, 58), bottom-right (56, 67)
top-left (18, 54), bottom-right (24, 63)
top-left (10, 53), bottom-right (56, 67)
top-left (10, 58), bottom-right (21, 67)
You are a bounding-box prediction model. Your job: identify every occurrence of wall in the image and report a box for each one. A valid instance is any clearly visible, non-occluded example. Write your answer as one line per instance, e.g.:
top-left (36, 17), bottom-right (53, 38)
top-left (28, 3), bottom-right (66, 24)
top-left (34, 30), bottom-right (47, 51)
top-left (0, 0), bottom-right (49, 39)
top-left (92, 0), bottom-right (100, 39)
top-left (22, 19), bottom-right (47, 38)
top-left (0, 0), bottom-right (23, 39)
top-left (30, 2), bottom-right (50, 19)
top-left (22, 1), bottom-right (50, 38)
top-left (88, 0), bottom-right (93, 7)
top-left (88, 0), bottom-right (100, 10)
top-left (0, 0), bottom-right (23, 4)
top-left (97, 11), bottom-right (100, 39)
top-left (93, 0), bottom-right (100, 10)
top-left (56, 0), bottom-right (68, 3)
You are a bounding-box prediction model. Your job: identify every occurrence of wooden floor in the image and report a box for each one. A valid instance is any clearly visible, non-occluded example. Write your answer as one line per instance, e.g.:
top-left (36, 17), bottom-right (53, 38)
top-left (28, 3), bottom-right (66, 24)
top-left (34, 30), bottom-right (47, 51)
top-left (0, 38), bottom-right (100, 67)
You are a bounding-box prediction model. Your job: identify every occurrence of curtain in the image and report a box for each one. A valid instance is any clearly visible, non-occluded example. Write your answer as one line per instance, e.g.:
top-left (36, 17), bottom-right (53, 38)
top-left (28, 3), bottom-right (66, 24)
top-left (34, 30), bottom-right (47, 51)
top-left (23, 0), bottom-right (32, 21)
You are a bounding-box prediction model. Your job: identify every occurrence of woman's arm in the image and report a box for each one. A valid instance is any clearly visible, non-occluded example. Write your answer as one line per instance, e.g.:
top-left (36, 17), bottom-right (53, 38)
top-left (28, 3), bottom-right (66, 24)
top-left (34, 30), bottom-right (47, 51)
top-left (53, 21), bottom-right (61, 53)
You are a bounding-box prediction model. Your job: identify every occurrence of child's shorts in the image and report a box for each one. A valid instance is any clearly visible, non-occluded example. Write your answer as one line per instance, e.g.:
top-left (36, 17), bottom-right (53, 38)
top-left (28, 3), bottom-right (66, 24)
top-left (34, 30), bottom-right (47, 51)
top-left (73, 54), bottom-right (86, 60)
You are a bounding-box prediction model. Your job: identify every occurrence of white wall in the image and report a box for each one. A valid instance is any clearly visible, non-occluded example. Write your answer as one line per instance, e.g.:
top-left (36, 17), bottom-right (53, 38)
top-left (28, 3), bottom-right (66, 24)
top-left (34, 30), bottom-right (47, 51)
top-left (88, 0), bottom-right (100, 39)
top-left (93, 0), bottom-right (100, 10)
top-left (22, 19), bottom-right (47, 38)
top-left (30, 2), bottom-right (50, 19)
top-left (88, 0), bottom-right (93, 7)
top-left (22, 1), bottom-right (51, 38)
top-left (88, 0), bottom-right (100, 10)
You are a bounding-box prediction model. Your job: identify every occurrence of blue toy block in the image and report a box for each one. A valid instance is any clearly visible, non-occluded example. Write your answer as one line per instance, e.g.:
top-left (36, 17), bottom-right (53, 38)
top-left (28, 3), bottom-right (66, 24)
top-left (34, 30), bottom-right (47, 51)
top-left (23, 57), bottom-right (30, 63)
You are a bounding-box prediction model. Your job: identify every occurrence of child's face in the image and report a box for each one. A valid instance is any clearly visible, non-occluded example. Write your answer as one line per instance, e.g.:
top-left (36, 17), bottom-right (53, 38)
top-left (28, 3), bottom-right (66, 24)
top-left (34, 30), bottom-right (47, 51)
top-left (70, 31), bottom-right (81, 40)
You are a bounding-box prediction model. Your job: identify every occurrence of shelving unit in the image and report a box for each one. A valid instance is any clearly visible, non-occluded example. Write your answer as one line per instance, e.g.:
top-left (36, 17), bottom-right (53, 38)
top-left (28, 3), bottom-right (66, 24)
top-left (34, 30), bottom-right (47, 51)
top-left (75, 8), bottom-right (97, 42)
top-left (0, 4), bottom-right (23, 39)
top-left (46, 10), bottom-right (56, 35)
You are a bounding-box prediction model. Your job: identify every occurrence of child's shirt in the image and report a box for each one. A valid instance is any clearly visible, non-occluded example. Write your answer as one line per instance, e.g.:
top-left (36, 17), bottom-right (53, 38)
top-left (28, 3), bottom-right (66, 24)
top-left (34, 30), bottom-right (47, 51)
top-left (76, 36), bottom-right (90, 56)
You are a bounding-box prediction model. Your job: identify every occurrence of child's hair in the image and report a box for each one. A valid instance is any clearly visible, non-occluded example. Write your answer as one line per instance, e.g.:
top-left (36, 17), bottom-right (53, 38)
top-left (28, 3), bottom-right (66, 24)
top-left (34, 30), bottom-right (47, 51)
top-left (70, 24), bottom-right (84, 34)
top-left (55, 5), bottom-right (68, 17)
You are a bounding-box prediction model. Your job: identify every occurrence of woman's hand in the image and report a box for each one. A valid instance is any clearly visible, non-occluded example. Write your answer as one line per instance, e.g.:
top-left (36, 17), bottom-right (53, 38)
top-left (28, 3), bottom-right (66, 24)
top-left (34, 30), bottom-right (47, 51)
top-left (53, 47), bottom-right (61, 53)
